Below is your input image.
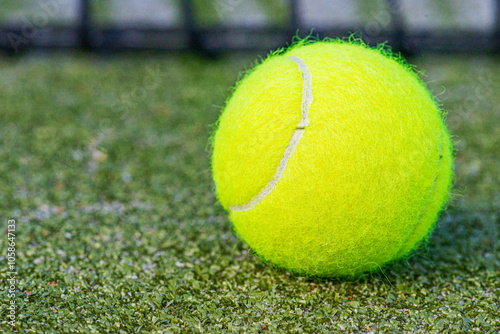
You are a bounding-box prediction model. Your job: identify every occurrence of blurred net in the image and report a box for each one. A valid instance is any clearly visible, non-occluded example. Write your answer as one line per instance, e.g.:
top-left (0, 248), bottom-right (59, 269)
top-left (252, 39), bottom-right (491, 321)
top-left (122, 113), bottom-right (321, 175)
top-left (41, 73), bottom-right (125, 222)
top-left (0, 0), bottom-right (498, 54)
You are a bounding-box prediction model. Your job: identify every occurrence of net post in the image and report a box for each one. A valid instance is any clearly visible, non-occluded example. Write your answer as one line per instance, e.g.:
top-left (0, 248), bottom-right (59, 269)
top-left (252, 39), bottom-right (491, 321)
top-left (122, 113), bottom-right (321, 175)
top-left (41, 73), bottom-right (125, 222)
top-left (78, 0), bottom-right (92, 50)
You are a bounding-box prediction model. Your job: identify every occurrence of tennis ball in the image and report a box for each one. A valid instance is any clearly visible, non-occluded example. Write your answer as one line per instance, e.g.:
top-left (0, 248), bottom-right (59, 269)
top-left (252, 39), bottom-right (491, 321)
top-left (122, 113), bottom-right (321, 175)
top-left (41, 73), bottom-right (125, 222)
top-left (211, 39), bottom-right (453, 277)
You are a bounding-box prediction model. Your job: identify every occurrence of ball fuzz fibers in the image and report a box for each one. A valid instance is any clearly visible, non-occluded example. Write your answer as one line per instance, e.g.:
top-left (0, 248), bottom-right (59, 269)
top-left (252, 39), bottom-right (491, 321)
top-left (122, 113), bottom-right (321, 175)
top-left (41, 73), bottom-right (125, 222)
top-left (211, 39), bottom-right (454, 278)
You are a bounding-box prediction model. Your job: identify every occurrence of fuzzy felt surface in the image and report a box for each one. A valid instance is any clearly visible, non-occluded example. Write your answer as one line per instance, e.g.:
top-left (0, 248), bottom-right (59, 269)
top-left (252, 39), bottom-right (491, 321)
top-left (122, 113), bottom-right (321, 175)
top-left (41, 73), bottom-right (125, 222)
top-left (211, 39), bottom-right (454, 277)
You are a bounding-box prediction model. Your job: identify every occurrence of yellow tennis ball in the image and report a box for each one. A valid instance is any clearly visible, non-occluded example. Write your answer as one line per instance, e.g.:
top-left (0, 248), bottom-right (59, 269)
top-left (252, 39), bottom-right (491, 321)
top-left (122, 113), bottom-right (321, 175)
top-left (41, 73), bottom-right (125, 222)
top-left (211, 39), bottom-right (454, 277)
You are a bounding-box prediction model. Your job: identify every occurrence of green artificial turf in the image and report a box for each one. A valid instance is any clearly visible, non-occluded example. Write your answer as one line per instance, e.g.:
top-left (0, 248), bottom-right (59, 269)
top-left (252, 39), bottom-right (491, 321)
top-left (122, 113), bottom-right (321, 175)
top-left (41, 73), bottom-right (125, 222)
top-left (0, 51), bottom-right (499, 333)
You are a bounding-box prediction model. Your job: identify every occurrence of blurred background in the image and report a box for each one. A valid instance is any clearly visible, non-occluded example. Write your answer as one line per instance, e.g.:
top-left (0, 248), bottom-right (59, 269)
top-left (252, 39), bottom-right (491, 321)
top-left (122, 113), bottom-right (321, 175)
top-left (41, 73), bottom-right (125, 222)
top-left (0, 1), bottom-right (499, 332)
top-left (0, 0), bottom-right (499, 54)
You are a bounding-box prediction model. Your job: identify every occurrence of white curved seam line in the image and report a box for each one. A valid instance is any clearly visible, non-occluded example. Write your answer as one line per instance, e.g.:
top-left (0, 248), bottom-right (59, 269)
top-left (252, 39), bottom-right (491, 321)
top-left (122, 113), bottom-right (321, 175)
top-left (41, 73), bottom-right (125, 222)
top-left (230, 129), bottom-right (305, 212)
top-left (229, 55), bottom-right (312, 212)
top-left (399, 133), bottom-right (444, 250)
top-left (417, 134), bottom-right (444, 221)
top-left (289, 55), bottom-right (312, 128)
